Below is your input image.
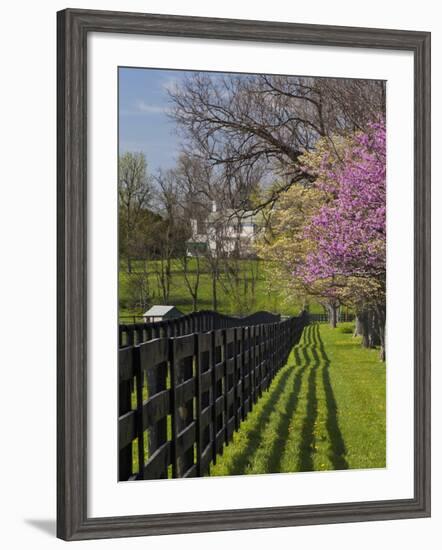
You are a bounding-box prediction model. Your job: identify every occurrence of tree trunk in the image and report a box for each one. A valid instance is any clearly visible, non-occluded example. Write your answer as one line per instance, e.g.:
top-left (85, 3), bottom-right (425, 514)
top-left (326, 302), bottom-right (339, 328)
top-left (367, 311), bottom-right (380, 347)
top-left (379, 333), bottom-right (386, 362)
top-left (127, 257), bottom-right (132, 274)
top-left (354, 315), bottom-right (363, 337)
top-left (358, 310), bottom-right (370, 348)
top-left (165, 261), bottom-right (171, 304)
top-left (375, 303), bottom-right (386, 361)
top-left (157, 259), bottom-right (171, 305)
top-left (211, 272), bottom-right (217, 311)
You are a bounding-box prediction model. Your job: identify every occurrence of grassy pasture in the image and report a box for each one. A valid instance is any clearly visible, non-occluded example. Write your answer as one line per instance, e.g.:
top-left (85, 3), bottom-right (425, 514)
top-left (209, 322), bottom-right (386, 476)
top-left (130, 322), bottom-right (385, 477)
top-left (119, 258), bottom-right (323, 320)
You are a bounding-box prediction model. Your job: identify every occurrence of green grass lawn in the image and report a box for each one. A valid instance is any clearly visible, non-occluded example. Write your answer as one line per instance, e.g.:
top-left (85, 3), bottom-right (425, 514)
top-left (119, 258), bottom-right (323, 321)
top-left (209, 322), bottom-right (386, 476)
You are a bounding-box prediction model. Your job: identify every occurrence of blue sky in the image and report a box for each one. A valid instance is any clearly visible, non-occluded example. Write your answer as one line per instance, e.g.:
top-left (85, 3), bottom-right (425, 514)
top-left (118, 67), bottom-right (194, 172)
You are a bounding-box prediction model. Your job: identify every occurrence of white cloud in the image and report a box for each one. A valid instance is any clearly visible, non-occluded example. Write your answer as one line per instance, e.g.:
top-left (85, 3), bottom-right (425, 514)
top-left (135, 100), bottom-right (167, 114)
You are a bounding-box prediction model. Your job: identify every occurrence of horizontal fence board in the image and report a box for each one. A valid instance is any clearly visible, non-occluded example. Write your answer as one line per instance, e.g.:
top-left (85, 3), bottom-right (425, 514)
top-left (200, 370), bottom-right (212, 392)
top-left (215, 395), bottom-right (224, 416)
top-left (118, 410), bottom-right (137, 451)
top-left (215, 430), bottom-right (225, 454)
top-left (226, 358), bottom-right (235, 375)
top-left (226, 388), bottom-right (235, 408)
top-left (200, 406), bottom-right (212, 429)
top-left (143, 441), bottom-right (171, 480)
top-left (183, 464), bottom-right (198, 478)
top-left (214, 363), bottom-right (224, 381)
top-left (142, 390), bottom-right (171, 426)
top-left (118, 347), bottom-right (135, 382)
top-left (138, 338), bottom-right (168, 370)
top-left (176, 422), bottom-right (196, 454)
top-left (175, 378), bottom-right (196, 406)
top-left (173, 334), bottom-right (195, 358)
top-left (200, 444), bottom-right (212, 474)
top-left (226, 418), bottom-right (235, 440)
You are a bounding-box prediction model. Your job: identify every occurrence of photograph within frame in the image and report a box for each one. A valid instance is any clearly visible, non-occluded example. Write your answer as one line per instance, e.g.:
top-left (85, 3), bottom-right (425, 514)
top-left (117, 66), bottom-right (387, 483)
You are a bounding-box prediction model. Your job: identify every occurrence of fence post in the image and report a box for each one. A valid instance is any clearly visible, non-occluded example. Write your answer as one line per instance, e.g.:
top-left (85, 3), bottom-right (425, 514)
top-left (244, 326), bottom-right (251, 415)
top-left (262, 324), bottom-right (268, 391)
top-left (212, 330), bottom-right (225, 460)
top-left (252, 325), bottom-right (259, 403)
top-left (118, 347), bottom-right (135, 481)
top-left (195, 333), bottom-right (201, 476)
top-left (169, 339), bottom-right (177, 477)
top-left (134, 345), bottom-right (144, 478)
top-left (196, 332), bottom-right (213, 476)
top-left (235, 327), bottom-right (243, 428)
top-left (127, 326), bottom-right (134, 347)
top-left (210, 330), bottom-right (217, 465)
top-left (171, 335), bottom-right (196, 478)
top-left (224, 328), bottom-right (235, 445)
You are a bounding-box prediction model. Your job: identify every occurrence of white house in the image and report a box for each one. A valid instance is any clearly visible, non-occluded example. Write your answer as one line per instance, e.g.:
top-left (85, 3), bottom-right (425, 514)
top-left (187, 201), bottom-right (261, 258)
top-left (143, 305), bottom-right (183, 323)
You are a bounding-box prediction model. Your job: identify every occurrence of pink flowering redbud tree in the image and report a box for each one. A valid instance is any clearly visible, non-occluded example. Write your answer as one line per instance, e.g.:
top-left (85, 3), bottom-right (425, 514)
top-left (298, 120), bottom-right (386, 358)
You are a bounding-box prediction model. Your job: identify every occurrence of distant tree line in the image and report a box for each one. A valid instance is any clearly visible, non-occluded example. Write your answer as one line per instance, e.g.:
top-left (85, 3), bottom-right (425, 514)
top-left (118, 151), bottom-right (261, 315)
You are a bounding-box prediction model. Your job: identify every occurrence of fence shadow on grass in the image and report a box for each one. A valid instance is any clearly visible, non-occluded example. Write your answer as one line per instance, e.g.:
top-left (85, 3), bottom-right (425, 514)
top-left (297, 324), bottom-right (348, 471)
top-left (297, 325), bottom-right (319, 471)
top-left (224, 364), bottom-right (294, 476)
top-left (316, 326), bottom-right (349, 470)
top-left (261, 349), bottom-right (308, 473)
top-left (211, 322), bottom-right (349, 476)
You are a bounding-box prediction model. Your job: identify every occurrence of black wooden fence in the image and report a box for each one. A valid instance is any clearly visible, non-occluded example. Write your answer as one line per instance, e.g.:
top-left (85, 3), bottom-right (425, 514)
top-left (118, 311), bottom-right (308, 481)
top-left (119, 310), bottom-right (282, 348)
top-left (308, 312), bottom-right (355, 323)
top-left (119, 309), bottom-right (282, 327)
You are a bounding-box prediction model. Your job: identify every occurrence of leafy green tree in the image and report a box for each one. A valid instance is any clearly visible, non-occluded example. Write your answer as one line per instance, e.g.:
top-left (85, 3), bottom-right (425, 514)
top-left (118, 152), bottom-right (153, 272)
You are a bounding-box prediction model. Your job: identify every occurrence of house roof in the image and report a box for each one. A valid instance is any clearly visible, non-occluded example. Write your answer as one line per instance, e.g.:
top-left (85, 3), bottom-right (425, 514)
top-left (206, 209), bottom-right (263, 225)
top-left (143, 305), bottom-right (180, 316)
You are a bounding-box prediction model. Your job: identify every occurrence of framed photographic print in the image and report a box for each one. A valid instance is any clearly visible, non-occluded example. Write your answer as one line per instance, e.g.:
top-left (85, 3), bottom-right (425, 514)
top-left (57, 8), bottom-right (431, 541)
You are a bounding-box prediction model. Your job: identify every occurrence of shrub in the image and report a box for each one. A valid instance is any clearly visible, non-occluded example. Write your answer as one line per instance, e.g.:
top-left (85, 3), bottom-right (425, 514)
top-left (338, 323), bottom-right (354, 334)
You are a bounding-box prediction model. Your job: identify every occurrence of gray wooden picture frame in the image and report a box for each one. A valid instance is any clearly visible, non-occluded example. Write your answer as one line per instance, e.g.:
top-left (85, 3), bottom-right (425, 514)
top-left (57, 8), bottom-right (431, 541)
